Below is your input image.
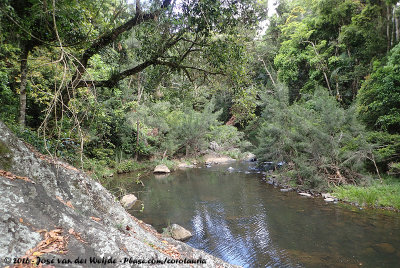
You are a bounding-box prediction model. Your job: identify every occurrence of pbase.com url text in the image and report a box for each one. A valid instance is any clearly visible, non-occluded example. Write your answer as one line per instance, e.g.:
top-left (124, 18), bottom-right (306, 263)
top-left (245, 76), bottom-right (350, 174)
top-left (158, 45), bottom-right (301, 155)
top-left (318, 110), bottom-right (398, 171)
top-left (123, 257), bottom-right (206, 265)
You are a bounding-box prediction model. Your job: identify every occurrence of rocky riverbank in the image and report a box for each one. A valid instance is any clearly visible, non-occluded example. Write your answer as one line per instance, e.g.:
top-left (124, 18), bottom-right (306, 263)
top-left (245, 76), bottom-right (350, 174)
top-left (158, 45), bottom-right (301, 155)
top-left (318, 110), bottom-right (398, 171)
top-left (0, 121), bottom-right (236, 268)
top-left (262, 173), bottom-right (400, 212)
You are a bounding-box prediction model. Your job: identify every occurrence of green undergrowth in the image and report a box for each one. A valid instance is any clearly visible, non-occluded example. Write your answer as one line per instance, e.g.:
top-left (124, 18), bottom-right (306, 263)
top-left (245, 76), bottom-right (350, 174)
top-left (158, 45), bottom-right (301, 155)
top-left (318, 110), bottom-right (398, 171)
top-left (115, 160), bottom-right (151, 174)
top-left (84, 157), bottom-right (182, 181)
top-left (332, 176), bottom-right (400, 210)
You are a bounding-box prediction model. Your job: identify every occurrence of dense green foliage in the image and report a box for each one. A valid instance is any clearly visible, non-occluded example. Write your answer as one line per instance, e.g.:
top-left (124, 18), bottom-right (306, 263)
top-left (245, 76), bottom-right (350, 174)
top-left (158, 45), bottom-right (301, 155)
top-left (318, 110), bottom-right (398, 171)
top-left (256, 87), bottom-right (371, 189)
top-left (251, 0), bottom-right (400, 194)
top-left (0, 0), bottom-right (259, 168)
top-left (358, 43), bottom-right (400, 133)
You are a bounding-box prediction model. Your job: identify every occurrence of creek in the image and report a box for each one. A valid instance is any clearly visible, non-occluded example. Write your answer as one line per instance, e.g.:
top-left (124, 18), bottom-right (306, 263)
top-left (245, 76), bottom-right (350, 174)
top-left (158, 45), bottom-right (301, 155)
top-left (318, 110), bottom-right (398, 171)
top-left (110, 162), bottom-right (400, 267)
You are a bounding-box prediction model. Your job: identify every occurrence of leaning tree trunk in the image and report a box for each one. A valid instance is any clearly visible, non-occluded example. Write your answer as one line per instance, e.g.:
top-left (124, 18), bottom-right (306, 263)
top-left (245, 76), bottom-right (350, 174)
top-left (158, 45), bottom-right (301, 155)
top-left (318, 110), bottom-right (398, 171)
top-left (18, 46), bottom-right (30, 127)
top-left (395, 5), bottom-right (400, 43)
top-left (134, 74), bottom-right (143, 162)
top-left (387, 5), bottom-right (392, 52)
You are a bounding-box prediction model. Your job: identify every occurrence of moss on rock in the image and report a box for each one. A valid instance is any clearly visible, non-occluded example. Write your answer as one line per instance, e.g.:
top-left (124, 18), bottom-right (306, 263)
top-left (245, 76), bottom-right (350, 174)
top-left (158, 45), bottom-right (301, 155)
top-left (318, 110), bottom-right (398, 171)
top-left (0, 140), bottom-right (13, 170)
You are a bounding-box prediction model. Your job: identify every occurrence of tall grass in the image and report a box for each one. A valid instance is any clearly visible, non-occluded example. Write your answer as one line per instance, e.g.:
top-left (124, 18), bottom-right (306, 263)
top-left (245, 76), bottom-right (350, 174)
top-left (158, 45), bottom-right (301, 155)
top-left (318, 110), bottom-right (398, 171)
top-left (332, 176), bottom-right (400, 209)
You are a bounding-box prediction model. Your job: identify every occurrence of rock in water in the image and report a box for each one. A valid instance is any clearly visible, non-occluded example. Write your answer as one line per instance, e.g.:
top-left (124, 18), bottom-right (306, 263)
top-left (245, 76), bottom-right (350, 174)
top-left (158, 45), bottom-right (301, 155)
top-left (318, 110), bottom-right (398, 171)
top-left (227, 166), bottom-right (234, 172)
top-left (244, 152), bottom-right (256, 162)
top-left (177, 162), bottom-right (194, 169)
top-left (169, 224), bottom-right (192, 241)
top-left (153, 164), bottom-right (170, 173)
top-left (324, 197), bottom-right (335, 202)
top-left (204, 154), bottom-right (235, 165)
top-left (322, 193), bottom-right (335, 199)
top-left (120, 194), bottom-right (137, 209)
top-left (280, 188), bottom-right (293, 192)
top-left (299, 192), bottom-right (312, 197)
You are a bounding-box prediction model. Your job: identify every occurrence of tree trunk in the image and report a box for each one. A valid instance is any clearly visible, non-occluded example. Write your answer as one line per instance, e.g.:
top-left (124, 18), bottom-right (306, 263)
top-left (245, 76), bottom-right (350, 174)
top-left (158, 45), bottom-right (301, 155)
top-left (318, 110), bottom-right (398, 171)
top-left (134, 74), bottom-right (143, 161)
top-left (18, 45), bottom-right (30, 127)
top-left (259, 57), bottom-right (276, 87)
top-left (396, 16), bottom-right (399, 43)
top-left (304, 40), bottom-right (332, 95)
top-left (387, 5), bottom-right (392, 52)
top-left (392, 6), bottom-right (396, 46)
top-left (395, 6), bottom-right (400, 43)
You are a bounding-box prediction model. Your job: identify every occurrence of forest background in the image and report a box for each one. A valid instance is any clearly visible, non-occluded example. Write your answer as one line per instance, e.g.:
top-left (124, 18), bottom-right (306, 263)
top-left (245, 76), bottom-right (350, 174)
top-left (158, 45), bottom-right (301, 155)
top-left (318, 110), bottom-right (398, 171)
top-left (0, 0), bottom-right (399, 208)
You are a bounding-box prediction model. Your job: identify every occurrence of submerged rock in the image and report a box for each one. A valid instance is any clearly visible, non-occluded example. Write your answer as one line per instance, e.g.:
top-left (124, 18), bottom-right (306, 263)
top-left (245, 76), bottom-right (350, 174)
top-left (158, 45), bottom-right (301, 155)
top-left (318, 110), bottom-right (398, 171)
top-left (120, 194), bottom-right (137, 209)
top-left (168, 224), bottom-right (192, 241)
top-left (374, 243), bottom-right (396, 254)
top-left (154, 173), bottom-right (170, 180)
top-left (153, 164), bottom-right (170, 173)
top-left (280, 188), bottom-right (293, 192)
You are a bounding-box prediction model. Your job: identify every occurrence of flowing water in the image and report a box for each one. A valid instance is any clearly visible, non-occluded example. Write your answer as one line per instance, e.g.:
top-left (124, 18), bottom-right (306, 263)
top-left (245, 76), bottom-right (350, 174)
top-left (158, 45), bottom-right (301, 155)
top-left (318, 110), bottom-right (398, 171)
top-left (110, 162), bottom-right (400, 267)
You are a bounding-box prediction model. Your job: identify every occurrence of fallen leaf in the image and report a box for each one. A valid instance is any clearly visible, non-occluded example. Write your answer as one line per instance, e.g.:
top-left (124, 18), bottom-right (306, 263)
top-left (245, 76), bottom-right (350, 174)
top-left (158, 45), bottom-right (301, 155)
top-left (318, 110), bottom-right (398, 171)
top-left (0, 169), bottom-right (34, 184)
top-left (12, 228), bottom-right (68, 268)
top-left (90, 216), bottom-right (101, 222)
top-left (65, 201), bottom-right (75, 209)
top-left (56, 196), bottom-right (75, 210)
top-left (68, 228), bottom-right (86, 243)
top-left (32, 251), bottom-right (42, 256)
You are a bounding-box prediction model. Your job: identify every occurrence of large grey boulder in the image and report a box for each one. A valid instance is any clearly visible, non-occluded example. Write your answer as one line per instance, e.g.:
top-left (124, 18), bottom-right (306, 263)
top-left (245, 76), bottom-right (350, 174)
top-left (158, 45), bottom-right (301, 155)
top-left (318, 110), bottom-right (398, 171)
top-left (0, 121), bottom-right (235, 268)
top-left (153, 164), bottom-right (171, 173)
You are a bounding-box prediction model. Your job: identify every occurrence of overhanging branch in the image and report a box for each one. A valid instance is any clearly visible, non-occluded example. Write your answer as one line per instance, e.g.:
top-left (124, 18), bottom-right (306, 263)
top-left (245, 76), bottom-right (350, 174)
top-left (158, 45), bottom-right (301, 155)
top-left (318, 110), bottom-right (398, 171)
top-left (72, 0), bottom-right (172, 88)
top-left (76, 58), bottom-right (224, 89)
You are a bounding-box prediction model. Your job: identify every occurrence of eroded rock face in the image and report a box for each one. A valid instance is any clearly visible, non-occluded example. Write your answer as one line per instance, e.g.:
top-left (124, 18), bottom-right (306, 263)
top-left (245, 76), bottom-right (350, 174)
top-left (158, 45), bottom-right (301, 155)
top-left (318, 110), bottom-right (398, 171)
top-left (0, 121), bottom-right (235, 268)
top-left (153, 164), bottom-right (171, 173)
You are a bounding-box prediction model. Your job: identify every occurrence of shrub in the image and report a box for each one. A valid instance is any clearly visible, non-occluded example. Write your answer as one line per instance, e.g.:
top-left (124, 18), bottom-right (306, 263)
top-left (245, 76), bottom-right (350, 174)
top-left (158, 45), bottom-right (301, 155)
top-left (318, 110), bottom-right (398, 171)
top-left (357, 43), bottom-right (400, 134)
top-left (207, 125), bottom-right (244, 150)
top-left (164, 101), bottom-right (222, 156)
top-left (366, 131), bottom-right (400, 176)
top-left (115, 159), bottom-right (142, 173)
top-left (255, 87), bottom-right (371, 190)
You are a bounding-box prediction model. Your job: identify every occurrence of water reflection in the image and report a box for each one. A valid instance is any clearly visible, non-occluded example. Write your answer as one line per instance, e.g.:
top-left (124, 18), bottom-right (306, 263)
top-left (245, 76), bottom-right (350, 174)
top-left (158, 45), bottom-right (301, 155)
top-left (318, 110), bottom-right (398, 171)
top-left (111, 162), bottom-right (400, 268)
